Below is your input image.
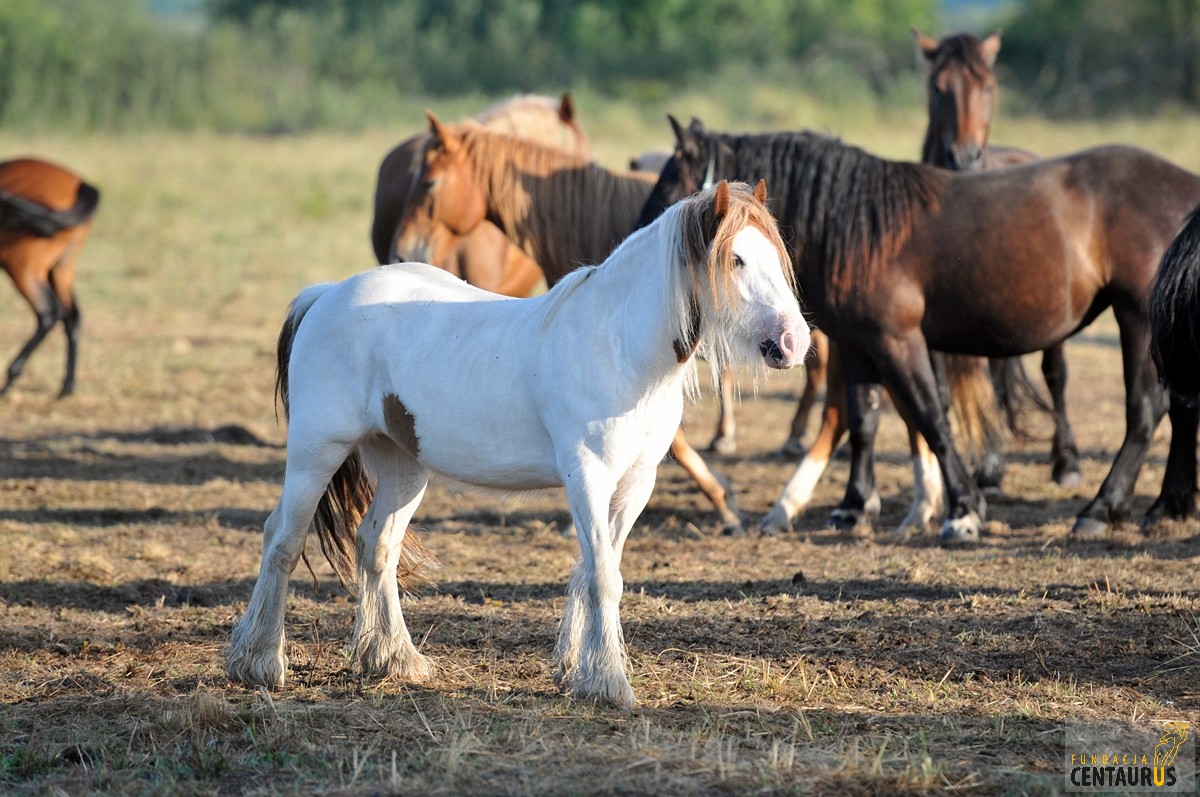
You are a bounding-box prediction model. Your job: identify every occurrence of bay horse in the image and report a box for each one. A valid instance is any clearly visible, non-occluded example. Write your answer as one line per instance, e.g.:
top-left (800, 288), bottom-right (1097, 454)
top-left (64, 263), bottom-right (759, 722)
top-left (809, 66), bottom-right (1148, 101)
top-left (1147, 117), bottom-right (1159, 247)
top-left (392, 114), bottom-right (751, 535)
top-left (227, 181), bottom-right (808, 708)
top-left (639, 118), bottom-right (1200, 544)
top-left (370, 93), bottom-right (589, 295)
top-left (0, 158), bottom-right (100, 398)
top-left (916, 28), bottom-right (1082, 492)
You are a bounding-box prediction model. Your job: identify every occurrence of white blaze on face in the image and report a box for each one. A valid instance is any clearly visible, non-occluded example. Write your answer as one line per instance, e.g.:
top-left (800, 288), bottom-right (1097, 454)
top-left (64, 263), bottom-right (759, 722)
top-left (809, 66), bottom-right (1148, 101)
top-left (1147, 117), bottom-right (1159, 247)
top-left (730, 226), bottom-right (808, 369)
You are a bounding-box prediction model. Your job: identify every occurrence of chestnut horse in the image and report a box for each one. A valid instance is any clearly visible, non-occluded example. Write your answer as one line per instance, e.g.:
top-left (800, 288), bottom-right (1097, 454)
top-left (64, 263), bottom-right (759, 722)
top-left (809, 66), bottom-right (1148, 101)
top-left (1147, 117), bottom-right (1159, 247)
top-left (0, 158), bottom-right (100, 398)
top-left (370, 93), bottom-right (590, 296)
top-left (916, 29), bottom-right (1081, 492)
top-left (639, 118), bottom-right (1200, 544)
top-left (392, 114), bottom-right (751, 534)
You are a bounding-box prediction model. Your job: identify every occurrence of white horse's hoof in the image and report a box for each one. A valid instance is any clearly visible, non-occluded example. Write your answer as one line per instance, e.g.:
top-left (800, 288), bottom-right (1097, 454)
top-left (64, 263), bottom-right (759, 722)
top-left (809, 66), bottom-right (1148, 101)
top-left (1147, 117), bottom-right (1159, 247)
top-left (938, 513), bottom-right (982, 547)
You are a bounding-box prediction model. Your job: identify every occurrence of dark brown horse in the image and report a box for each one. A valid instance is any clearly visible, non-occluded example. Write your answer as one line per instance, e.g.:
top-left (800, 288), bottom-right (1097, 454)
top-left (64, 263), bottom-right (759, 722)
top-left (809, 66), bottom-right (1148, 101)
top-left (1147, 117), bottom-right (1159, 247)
top-left (639, 118), bottom-right (1200, 543)
top-left (370, 93), bottom-right (589, 296)
top-left (391, 114), bottom-right (751, 535)
top-left (0, 158), bottom-right (100, 398)
top-left (915, 28), bottom-right (1081, 491)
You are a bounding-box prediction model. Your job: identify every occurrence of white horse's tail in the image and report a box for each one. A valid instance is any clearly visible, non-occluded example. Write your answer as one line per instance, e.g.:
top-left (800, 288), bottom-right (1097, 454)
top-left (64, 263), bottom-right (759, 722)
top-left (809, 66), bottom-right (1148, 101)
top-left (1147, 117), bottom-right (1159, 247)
top-left (275, 282), bottom-right (438, 595)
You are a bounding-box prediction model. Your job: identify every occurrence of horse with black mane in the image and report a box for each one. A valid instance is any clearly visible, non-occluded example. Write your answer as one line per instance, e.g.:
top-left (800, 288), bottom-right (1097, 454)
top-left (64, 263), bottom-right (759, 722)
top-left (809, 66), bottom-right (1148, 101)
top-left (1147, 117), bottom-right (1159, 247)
top-left (640, 117), bottom-right (1200, 543)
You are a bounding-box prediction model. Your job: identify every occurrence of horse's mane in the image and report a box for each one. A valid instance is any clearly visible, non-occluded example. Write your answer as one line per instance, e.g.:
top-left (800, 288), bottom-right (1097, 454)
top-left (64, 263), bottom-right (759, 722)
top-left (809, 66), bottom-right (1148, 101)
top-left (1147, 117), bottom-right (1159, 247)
top-left (454, 125), bottom-right (656, 283)
top-left (927, 34), bottom-right (995, 84)
top-left (699, 130), bottom-right (941, 306)
top-left (473, 94), bottom-right (591, 159)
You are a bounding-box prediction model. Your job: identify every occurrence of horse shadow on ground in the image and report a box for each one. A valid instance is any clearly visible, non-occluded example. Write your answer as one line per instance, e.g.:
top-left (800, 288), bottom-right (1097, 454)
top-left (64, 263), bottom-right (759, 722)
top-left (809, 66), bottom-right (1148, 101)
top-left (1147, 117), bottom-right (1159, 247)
top-left (0, 424), bottom-right (284, 486)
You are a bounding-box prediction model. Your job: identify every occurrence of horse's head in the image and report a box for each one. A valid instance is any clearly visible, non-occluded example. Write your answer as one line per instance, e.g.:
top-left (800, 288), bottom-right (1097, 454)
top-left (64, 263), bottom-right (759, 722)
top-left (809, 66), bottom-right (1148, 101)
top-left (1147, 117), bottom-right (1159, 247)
top-left (682, 180), bottom-right (807, 371)
top-left (636, 115), bottom-right (735, 229)
top-left (393, 112), bottom-right (489, 265)
top-left (915, 29), bottom-right (1001, 172)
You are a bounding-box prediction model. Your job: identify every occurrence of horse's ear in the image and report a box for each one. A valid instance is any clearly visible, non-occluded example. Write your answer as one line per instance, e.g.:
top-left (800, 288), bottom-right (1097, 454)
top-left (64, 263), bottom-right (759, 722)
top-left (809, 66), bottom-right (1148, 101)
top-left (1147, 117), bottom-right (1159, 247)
top-left (559, 93), bottom-right (575, 124)
top-left (912, 28), bottom-right (940, 61)
top-left (688, 117), bottom-right (705, 133)
top-left (668, 114), bottom-right (699, 160)
top-left (713, 181), bottom-right (730, 218)
top-left (980, 30), bottom-right (1002, 66)
top-left (426, 110), bottom-right (460, 154)
top-left (753, 179), bottom-right (767, 205)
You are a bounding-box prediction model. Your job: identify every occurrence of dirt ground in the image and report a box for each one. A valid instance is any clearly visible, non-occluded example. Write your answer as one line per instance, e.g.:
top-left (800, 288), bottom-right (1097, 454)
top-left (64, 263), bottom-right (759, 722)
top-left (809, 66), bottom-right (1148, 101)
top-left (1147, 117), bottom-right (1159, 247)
top-left (1, 302), bottom-right (1197, 795)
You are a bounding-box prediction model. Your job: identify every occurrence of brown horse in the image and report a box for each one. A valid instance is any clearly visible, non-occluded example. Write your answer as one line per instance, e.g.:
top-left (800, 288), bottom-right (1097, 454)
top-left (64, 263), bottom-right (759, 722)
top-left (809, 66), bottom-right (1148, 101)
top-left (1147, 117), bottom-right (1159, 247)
top-left (393, 114), bottom-right (750, 535)
top-left (370, 93), bottom-right (590, 296)
top-left (639, 118), bottom-right (1200, 544)
top-left (915, 28), bottom-right (1082, 490)
top-left (0, 158), bottom-right (100, 398)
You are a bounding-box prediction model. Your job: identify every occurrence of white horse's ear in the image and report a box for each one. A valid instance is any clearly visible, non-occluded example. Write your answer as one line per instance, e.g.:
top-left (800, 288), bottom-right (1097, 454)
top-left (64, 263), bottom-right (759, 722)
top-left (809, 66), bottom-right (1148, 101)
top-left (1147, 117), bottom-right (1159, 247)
top-left (559, 92), bottom-right (575, 123)
top-left (912, 28), bottom-right (939, 61)
top-left (426, 111), bottom-right (459, 154)
top-left (753, 179), bottom-right (768, 205)
top-left (980, 30), bottom-right (1002, 65)
top-left (714, 181), bottom-right (730, 217)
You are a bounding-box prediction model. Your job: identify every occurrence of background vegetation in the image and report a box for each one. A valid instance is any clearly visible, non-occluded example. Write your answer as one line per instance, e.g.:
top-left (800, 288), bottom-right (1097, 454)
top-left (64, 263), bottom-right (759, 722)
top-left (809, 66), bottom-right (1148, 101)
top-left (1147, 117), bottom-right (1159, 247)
top-left (2, 0), bottom-right (1199, 134)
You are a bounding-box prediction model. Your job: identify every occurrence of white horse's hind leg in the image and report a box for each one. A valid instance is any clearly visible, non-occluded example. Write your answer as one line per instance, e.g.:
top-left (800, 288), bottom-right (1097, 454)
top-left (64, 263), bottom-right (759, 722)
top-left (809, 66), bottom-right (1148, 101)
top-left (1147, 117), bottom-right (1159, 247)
top-left (555, 463), bottom-right (632, 708)
top-left (352, 441), bottom-right (433, 682)
top-left (229, 444), bottom-right (349, 688)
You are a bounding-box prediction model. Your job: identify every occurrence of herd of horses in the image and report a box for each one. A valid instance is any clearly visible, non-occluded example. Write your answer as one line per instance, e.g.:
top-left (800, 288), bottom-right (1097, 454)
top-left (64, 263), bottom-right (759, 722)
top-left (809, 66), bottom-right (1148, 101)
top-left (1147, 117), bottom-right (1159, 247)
top-left (5, 31), bottom-right (1200, 705)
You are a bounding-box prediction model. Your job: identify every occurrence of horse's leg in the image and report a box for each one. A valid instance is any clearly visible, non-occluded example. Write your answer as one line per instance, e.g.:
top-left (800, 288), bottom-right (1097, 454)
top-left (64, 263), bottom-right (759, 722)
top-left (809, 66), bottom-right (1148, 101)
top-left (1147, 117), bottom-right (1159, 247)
top-left (1143, 392), bottom-right (1198, 525)
top-left (1, 264), bottom-right (64, 396)
top-left (669, 428), bottom-right (742, 535)
top-left (708, 365), bottom-right (737, 455)
top-left (228, 439), bottom-right (352, 688)
top-left (893, 414), bottom-right (945, 538)
top-left (555, 459), bottom-right (632, 708)
top-left (827, 348), bottom-right (884, 532)
top-left (780, 329), bottom-right (829, 458)
top-left (1072, 307), bottom-right (1168, 537)
top-left (1041, 343), bottom-right (1082, 487)
top-left (871, 334), bottom-right (987, 545)
top-left (351, 440), bottom-right (433, 682)
top-left (556, 461), bottom-right (657, 696)
top-left (48, 227), bottom-right (89, 398)
top-left (761, 342), bottom-right (846, 534)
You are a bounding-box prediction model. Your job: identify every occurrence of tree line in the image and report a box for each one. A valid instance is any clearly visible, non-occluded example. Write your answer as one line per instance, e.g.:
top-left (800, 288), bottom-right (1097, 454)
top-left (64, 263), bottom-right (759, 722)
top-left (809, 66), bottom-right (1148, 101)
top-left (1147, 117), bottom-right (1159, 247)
top-left (0, 0), bottom-right (1196, 133)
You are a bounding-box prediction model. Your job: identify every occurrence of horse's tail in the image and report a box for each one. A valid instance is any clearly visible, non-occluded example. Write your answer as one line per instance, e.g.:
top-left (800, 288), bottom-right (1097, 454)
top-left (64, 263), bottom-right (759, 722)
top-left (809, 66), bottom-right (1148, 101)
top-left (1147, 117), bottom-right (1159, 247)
top-left (1151, 205), bottom-right (1200, 399)
top-left (944, 353), bottom-right (1007, 461)
top-left (991, 356), bottom-right (1053, 439)
top-left (0, 180), bottom-right (101, 238)
top-left (274, 282), bottom-right (438, 595)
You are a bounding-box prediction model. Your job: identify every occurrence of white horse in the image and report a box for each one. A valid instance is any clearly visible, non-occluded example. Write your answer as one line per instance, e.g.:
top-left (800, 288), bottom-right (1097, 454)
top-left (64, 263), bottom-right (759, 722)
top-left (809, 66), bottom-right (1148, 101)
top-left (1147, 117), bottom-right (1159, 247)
top-left (227, 180), bottom-right (809, 708)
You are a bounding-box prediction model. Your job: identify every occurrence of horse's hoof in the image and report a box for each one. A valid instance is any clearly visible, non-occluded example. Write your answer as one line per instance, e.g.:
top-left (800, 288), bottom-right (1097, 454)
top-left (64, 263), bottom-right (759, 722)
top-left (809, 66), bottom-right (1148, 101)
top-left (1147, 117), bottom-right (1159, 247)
top-left (938, 514), bottom-right (981, 547)
top-left (759, 506), bottom-right (792, 536)
top-left (721, 520), bottom-right (747, 538)
top-left (828, 509), bottom-right (860, 533)
top-left (1054, 469), bottom-right (1082, 489)
top-left (708, 436), bottom-right (737, 456)
top-left (1070, 516), bottom-right (1109, 539)
top-left (777, 439), bottom-right (807, 460)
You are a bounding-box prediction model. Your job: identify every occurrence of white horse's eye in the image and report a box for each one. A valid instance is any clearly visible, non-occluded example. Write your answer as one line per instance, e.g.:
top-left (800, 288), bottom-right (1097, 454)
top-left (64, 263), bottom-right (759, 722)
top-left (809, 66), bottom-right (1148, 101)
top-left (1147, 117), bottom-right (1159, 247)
top-left (733, 254), bottom-right (745, 268)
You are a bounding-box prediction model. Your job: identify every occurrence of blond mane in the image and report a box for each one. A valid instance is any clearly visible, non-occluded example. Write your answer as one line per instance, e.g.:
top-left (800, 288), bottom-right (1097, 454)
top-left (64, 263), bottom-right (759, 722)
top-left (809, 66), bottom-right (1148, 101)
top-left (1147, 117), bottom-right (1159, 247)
top-left (451, 125), bottom-right (656, 284)
top-left (473, 94), bottom-right (591, 159)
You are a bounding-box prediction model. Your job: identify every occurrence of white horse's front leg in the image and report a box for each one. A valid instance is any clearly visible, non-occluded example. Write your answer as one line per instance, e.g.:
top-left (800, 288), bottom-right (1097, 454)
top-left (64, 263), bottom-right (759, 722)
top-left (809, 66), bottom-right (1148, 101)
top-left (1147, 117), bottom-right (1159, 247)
top-left (554, 465), bottom-right (632, 708)
top-left (352, 444), bottom-right (433, 682)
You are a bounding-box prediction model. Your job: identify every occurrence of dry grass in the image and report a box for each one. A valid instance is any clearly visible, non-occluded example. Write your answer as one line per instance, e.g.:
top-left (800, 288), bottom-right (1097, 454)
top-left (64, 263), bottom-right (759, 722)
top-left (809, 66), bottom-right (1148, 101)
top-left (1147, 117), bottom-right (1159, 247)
top-left (1, 102), bottom-right (1199, 796)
